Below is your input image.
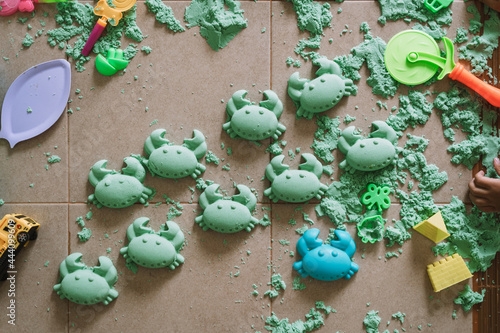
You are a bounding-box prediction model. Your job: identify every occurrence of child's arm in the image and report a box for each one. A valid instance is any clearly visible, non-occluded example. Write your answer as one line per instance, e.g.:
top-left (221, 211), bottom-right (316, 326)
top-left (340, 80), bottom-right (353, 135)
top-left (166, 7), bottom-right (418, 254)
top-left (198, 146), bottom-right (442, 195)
top-left (469, 158), bottom-right (500, 213)
top-left (479, 0), bottom-right (500, 12)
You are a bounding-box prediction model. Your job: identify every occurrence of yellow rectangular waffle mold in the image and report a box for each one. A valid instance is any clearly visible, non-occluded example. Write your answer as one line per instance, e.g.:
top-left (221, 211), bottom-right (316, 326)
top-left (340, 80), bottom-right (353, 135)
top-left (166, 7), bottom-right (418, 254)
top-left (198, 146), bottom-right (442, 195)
top-left (427, 253), bottom-right (472, 292)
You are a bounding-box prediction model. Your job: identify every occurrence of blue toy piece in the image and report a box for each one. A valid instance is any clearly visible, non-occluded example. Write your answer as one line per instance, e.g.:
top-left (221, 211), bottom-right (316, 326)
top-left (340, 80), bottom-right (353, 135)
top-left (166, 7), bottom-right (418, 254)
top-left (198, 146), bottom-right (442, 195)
top-left (293, 228), bottom-right (359, 281)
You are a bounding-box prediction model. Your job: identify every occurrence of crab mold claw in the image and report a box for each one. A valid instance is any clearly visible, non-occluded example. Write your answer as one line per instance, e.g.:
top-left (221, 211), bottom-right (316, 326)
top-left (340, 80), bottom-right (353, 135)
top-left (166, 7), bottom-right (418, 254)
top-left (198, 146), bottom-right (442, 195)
top-left (226, 90), bottom-right (252, 118)
top-left (159, 221), bottom-right (185, 250)
top-left (88, 160), bottom-right (115, 188)
top-left (369, 121), bottom-right (398, 144)
top-left (330, 229), bottom-right (356, 258)
top-left (145, 129), bottom-right (170, 157)
top-left (59, 252), bottom-right (86, 277)
top-left (265, 155), bottom-right (289, 183)
top-left (122, 157), bottom-right (147, 183)
top-left (183, 130), bottom-right (207, 160)
top-left (94, 256), bottom-right (118, 286)
top-left (232, 184), bottom-right (257, 211)
top-left (287, 72), bottom-right (308, 101)
top-left (338, 127), bottom-right (362, 155)
top-left (260, 90), bottom-right (284, 118)
top-left (199, 184), bottom-right (224, 211)
top-left (299, 153), bottom-right (324, 178)
top-left (297, 228), bottom-right (323, 258)
top-left (314, 58), bottom-right (342, 76)
top-left (128, 217), bottom-right (154, 240)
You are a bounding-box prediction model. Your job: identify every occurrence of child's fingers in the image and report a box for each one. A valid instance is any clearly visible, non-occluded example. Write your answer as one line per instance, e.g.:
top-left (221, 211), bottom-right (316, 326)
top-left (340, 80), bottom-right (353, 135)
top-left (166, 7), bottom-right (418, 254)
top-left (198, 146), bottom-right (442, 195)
top-left (493, 157), bottom-right (500, 175)
top-left (472, 170), bottom-right (495, 189)
top-left (479, 206), bottom-right (499, 213)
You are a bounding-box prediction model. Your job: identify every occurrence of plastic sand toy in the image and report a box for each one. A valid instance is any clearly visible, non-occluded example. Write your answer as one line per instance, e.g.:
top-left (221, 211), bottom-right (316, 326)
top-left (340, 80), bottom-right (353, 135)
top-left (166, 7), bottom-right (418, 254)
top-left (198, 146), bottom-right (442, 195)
top-left (120, 217), bottom-right (185, 272)
top-left (288, 57), bottom-right (354, 119)
top-left (195, 184), bottom-right (258, 233)
top-left (413, 211), bottom-right (450, 243)
top-left (264, 154), bottom-right (328, 203)
top-left (357, 184), bottom-right (392, 243)
top-left (427, 254), bottom-right (472, 292)
top-left (95, 48), bottom-right (130, 76)
top-left (293, 228), bottom-right (359, 281)
top-left (338, 121), bottom-right (398, 172)
top-left (0, 214), bottom-right (40, 280)
top-left (424, 0), bottom-right (453, 13)
top-left (81, 0), bottom-right (137, 56)
top-left (223, 90), bottom-right (286, 141)
top-left (88, 157), bottom-right (154, 208)
top-left (139, 129), bottom-right (207, 179)
top-left (54, 253), bottom-right (118, 305)
top-left (0, 0), bottom-right (68, 16)
top-left (385, 30), bottom-right (500, 108)
top-left (0, 59), bottom-right (71, 148)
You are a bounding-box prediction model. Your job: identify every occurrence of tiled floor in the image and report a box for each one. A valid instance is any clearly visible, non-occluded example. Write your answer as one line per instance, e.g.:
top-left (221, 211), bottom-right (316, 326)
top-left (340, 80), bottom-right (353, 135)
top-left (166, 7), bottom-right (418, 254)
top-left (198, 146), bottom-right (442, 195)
top-left (0, 0), bottom-right (495, 331)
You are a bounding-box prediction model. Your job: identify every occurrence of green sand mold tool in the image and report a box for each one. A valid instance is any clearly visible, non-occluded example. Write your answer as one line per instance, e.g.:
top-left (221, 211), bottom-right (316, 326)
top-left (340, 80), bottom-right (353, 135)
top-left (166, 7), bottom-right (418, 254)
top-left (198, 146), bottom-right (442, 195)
top-left (424, 0), bottom-right (453, 13)
top-left (95, 48), bottom-right (129, 76)
top-left (385, 30), bottom-right (500, 108)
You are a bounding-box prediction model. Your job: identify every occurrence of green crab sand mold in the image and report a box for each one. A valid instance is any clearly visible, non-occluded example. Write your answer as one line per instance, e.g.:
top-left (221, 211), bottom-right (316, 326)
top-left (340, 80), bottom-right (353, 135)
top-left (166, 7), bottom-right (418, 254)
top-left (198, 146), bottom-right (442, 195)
top-left (288, 58), bottom-right (354, 120)
top-left (120, 217), bottom-right (185, 272)
top-left (88, 157), bottom-right (154, 208)
top-left (195, 184), bottom-right (258, 233)
top-left (139, 129), bottom-right (207, 179)
top-left (338, 121), bottom-right (398, 172)
top-left (184, 0), bottom-right (247, 51)
top-left (54, 253), bottom-right (118, 305)
top-left (264, 153), bottom-right (327, 203)
top-left (223, 90), bottom-right (286, 141)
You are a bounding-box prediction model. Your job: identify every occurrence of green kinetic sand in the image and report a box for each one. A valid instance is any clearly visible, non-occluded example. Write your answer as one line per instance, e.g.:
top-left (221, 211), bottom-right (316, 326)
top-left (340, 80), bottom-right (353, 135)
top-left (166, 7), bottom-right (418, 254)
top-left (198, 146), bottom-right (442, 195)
top-left (145, 0), bottom-right (185, 32)
top-left (453, 284), bottom-right (485, 312)
top-left (288, 0), bottom-right (332, 60)
top-left (120, 217), bottom-right (185, 272)
top-left (264, 302), bottom-right (333, 332)
top-left (184, 0), bottom-right (247, 51)
top-left (363, 310), bottom-right (381, 333)
top-left (377, 0), bottom-right (453, 27)
top-left (459, 4), bottom-right (500, 76)
top-left (47, 2), bottom-right (144, 71)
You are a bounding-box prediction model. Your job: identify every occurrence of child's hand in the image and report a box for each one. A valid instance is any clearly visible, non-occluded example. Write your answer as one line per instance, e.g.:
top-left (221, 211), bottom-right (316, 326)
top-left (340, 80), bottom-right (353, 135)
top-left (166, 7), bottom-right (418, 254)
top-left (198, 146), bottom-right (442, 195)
top-left (479, 0), bottom-right (500, 12)
top-left (469, 157), bottom-right (500, 213)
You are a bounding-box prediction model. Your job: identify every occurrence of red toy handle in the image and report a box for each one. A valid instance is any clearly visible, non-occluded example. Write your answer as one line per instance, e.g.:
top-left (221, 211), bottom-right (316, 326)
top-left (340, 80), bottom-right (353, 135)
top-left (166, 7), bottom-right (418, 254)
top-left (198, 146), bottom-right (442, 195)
top-left (449, 63), bottom-right (500, 108)
top-left (81, 19), bottom-right (107, 57)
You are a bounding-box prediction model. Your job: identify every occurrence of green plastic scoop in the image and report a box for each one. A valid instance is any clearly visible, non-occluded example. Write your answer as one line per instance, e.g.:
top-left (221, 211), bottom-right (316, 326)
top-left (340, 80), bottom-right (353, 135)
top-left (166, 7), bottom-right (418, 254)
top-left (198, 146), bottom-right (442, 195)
top-left (385, 30), bottom-right (500, 108)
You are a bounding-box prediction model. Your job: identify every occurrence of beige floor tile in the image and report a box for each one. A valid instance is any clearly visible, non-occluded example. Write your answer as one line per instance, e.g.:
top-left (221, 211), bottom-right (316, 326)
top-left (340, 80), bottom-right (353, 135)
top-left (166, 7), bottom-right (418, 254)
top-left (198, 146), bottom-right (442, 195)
top-left (67, 203), bottom-right (271, 331)
top-left (0, 7), bottom-right (68, 203)
top-left (0, 204), bottom-right (69, 333)
top-left (270, 204), bottom-right (472, 332)
top-left (68, 2), bottom-right (273, 204)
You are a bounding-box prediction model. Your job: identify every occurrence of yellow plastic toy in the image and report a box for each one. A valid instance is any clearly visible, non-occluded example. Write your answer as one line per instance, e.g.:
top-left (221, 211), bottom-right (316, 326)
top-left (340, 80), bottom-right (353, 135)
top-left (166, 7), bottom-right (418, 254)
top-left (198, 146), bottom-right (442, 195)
top-left (413, 211), bottom-right (450, 243)
top-left (427, 254), bottom-right (472, 292)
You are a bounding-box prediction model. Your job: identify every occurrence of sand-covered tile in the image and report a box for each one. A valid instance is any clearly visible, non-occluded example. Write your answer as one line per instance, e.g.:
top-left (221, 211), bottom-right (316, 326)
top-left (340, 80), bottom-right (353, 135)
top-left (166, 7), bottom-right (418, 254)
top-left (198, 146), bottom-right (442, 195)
top-left (68, 1), bottom-right (272, 204)
top-left (269, 203), bottom-right (472, 332)
top-left (0, 204), bottom-right (69, 332)
top-left (67, 202), bottom-right (272, 331)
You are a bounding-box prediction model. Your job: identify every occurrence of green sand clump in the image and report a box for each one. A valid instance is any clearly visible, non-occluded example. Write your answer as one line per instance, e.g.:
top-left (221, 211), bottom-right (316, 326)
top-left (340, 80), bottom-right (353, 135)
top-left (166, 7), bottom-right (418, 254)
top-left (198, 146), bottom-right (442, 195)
top-left (22, 33), bottom-right (34, 47)
top-left (185, 0), bottom-right (247, 51)
top-left (412, 22), bottom-right (446, 40)
top-left (311, 116), bottom-right (341, 164)
top-left (145, 0), bottom-right (185, 32)
top-left (47, 2), bottom-right (144, 71)
top-left (433, 197), bottom-right (500, 273)
top-left (434, 85), bottom-right (500, 178)
top-left (386, 90), bottom-right (433, 134)
top-left (363, 310), bottom-right (381, 333)
top-left (264, 302), bottom-right (333, 332)
top-left (377, 0), bottom-right (452, 27)
top-left (287, 0), bottom-right (332, 60)
top-left (454, 27), bottom-right (469, 44)
top-left (454, 285), bottom-right (485, 312)
top-left (467, 3), bottom-right (482, 34)
top-left (459, 4), bottom-right (500, 75)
